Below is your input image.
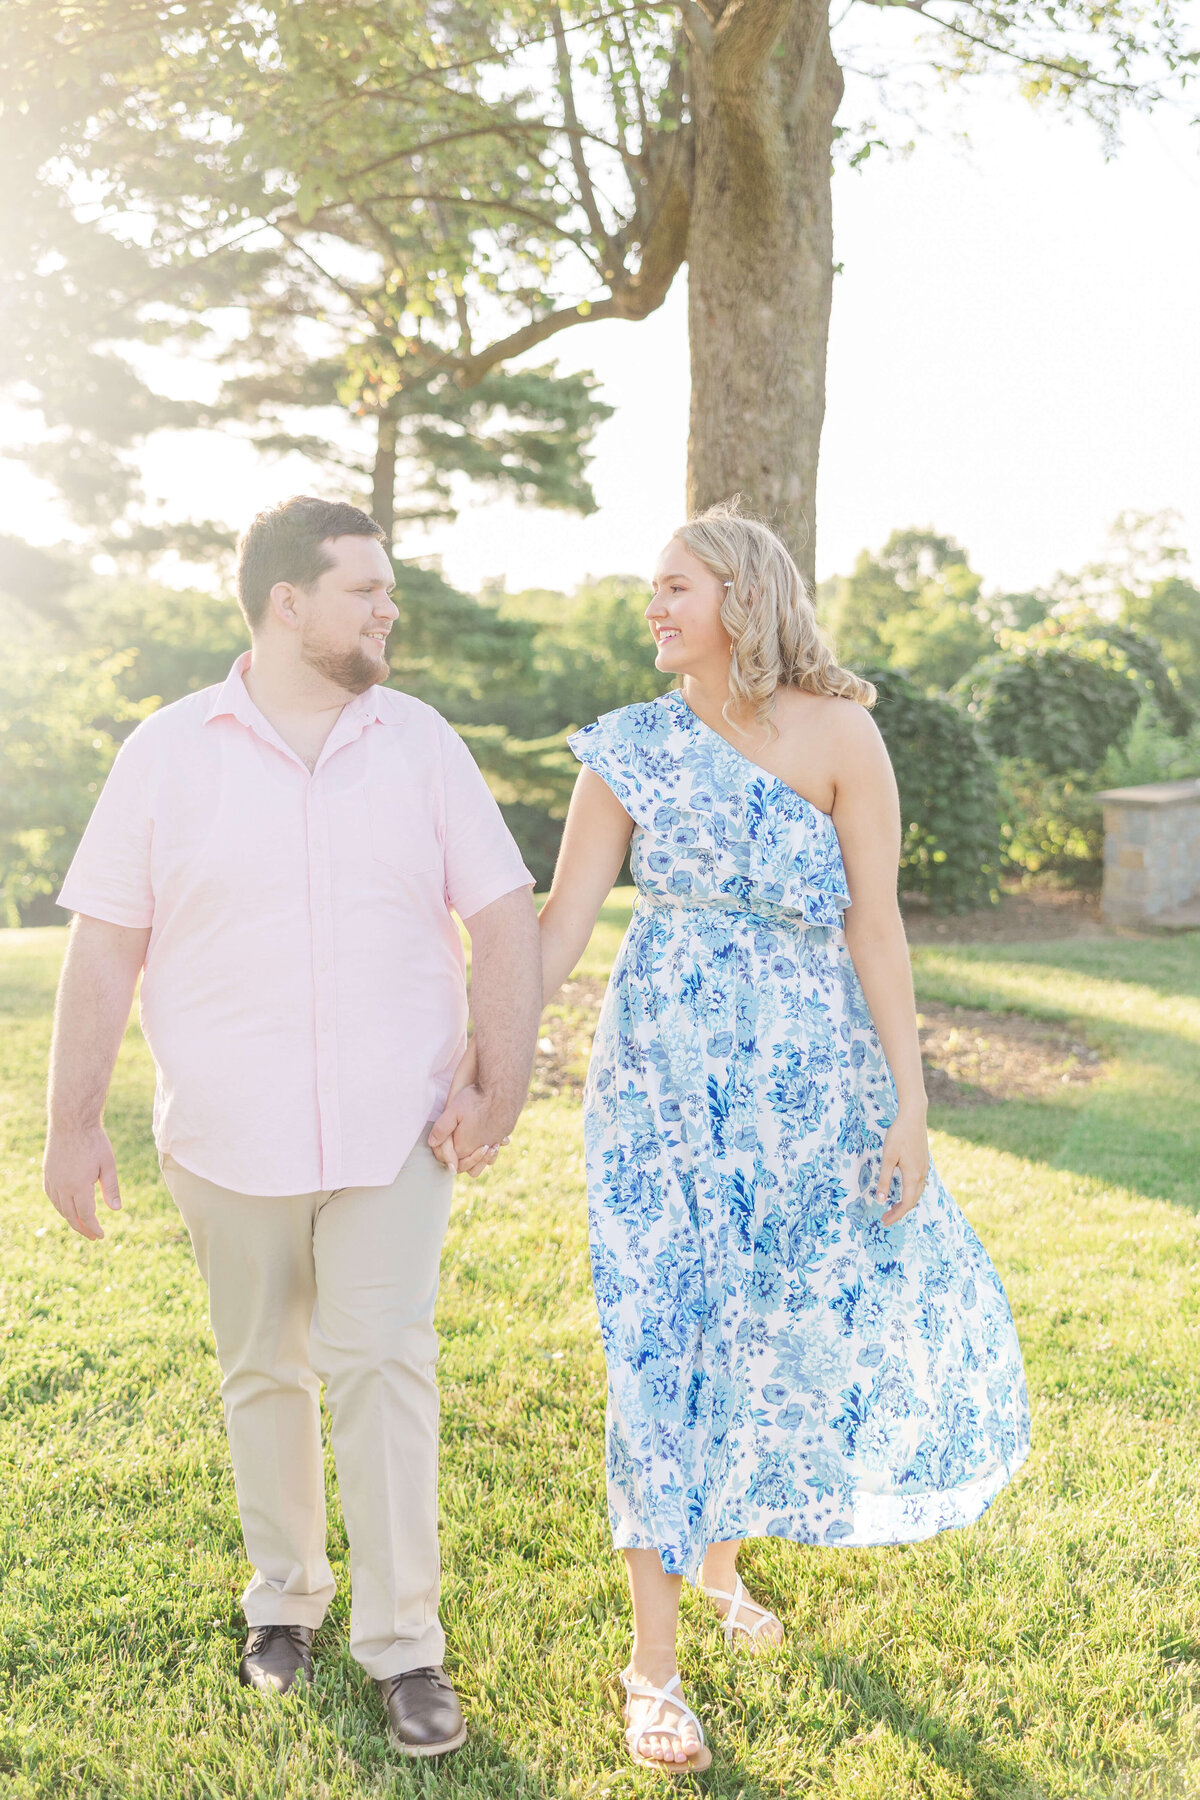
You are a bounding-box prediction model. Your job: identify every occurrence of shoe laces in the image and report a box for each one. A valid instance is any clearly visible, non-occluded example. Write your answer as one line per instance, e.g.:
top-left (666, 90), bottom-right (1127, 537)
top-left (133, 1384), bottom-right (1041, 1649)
top-left (247, 1624), bottom-right (310, 1655)
top-left (381, 1665), bottom-right (451, 1700)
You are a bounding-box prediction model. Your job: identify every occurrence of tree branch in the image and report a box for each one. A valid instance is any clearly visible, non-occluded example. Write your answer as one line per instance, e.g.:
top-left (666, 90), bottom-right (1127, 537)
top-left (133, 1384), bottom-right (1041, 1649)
top-left (361, 4), bottom-right (687, 93)
top-left (711, 0), bottom-right (797, 88)
top-left (456, 299), bottom-right (624, 386)
top-left (617, 16), bottom-right (653, 144)
top-left (604, 39), bottom-right (633, 159)
top-left (324, 121), bottom-right (542, 195)
top-left (550, 5), bottom-right (611, 243)
top-left (269, 225), bottom-right (389, 327)
top-left (680, 1), bottom-right (716, 55)
top-left (865, 0), bottom-right (1154, 98)
top-left (318, 191), bottom-right (599, 260)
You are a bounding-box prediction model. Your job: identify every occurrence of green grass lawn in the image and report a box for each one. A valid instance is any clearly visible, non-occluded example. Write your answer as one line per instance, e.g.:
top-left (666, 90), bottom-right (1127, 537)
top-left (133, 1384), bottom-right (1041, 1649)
top-left (2, 900), bottom-right (1198, 1799)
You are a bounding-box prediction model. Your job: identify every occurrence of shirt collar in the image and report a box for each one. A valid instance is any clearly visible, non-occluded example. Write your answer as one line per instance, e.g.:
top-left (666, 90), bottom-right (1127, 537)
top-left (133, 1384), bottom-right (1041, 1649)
top-left (205, 651), bottom-right (385, 732)
top-left (204, 651), bottom-right (257, 727)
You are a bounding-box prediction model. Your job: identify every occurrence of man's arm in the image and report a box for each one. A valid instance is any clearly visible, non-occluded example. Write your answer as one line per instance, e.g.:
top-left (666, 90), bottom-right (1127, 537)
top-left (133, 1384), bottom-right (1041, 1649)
top-left (430, 768), bottom-right (634, 1174)
top-left (44, 914), bottom-right (150, 1241)
top-left (428, 885), bottom-right (540, 1174)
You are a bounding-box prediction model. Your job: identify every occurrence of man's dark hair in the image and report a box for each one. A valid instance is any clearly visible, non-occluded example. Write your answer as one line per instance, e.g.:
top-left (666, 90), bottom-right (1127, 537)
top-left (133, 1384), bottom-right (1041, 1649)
top-left (236, 496), bottom-right (387, 628)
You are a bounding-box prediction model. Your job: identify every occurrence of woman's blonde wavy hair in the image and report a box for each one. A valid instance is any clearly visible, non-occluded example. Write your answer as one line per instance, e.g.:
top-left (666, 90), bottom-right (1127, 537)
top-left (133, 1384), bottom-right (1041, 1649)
top-left (674, 498), bottom-right (876, 731)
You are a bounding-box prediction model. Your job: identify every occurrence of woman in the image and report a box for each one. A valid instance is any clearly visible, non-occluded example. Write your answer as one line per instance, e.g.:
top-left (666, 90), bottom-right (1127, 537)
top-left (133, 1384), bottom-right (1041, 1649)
top-left (446, 502), bottom-right (1030, 1773)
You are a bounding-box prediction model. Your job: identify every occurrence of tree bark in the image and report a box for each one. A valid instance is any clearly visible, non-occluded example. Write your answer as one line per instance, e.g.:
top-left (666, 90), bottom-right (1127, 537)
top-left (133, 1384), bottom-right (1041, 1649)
top-left (685, 0), bottom-right (843, 588)
top-left (371, 411), bottom-right (397, 550)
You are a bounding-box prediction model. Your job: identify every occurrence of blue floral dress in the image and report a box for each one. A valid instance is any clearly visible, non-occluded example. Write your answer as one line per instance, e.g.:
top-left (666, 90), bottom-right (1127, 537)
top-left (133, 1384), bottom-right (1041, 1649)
top-left (567, 689), bottom-right (1031, 1580)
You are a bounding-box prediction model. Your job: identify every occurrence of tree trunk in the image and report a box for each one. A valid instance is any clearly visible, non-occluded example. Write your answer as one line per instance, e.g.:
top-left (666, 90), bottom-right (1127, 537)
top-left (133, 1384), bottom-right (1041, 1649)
top-left (371, 411), bottom-right (397, 550)
top-left (685, 0), bottom-right (843, 589)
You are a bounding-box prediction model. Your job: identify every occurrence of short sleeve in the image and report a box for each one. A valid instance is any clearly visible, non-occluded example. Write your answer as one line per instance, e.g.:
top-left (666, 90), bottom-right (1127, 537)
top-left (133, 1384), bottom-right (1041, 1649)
top-left (57, 728), bottom-right (155, 928)
top-left (567, 706), bottom-right (662, 831)
top-left (439, 724), bottom-right (535, 919)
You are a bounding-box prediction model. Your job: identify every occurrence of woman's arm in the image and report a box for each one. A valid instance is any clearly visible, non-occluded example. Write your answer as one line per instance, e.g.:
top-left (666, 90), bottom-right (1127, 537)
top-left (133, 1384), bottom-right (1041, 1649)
top-left (828, 705), bottom-right (930, 1224)
top-left (537, 768), bottom-right (634, 1001)
top-left (430, 768), bottom-right (633, 1172)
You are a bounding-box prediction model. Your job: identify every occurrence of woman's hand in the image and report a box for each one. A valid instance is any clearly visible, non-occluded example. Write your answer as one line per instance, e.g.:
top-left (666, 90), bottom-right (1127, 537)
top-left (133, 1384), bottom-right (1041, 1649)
top-left (429, 1039), bottom-right (506, 1178)
top-left (875, 1105), bottom-right (930, 1224)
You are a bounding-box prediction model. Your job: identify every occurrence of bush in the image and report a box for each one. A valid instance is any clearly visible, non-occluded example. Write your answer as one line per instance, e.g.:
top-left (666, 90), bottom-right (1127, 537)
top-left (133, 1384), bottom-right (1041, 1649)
top-left (994, 701), bottom-right (1200, 880)
top-left (961, 641), bottom-right (1142, 776)
top-left (954, 613), bottom-right (1195, 879)
top-left (862, 667), bottom-right (1001, 913)
top-left (0, 632), bottom-right (156, 925)
top-left (992, 761), bottom-right (1105, 879)
top-left (956, 613), bottom-right (1192, 778)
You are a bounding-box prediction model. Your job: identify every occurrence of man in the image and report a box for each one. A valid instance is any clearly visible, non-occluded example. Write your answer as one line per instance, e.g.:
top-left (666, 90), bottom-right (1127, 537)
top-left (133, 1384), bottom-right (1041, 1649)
top-left (43, 496), bottom-right (542, 1757)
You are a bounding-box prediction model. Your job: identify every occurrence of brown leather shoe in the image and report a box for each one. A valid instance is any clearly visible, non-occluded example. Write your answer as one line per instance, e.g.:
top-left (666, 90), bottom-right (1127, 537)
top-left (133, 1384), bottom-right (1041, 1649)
top-left (378, 1665), bottom-right (466, 1757)
top-left (238, 1624), bottom-right (314, 1694)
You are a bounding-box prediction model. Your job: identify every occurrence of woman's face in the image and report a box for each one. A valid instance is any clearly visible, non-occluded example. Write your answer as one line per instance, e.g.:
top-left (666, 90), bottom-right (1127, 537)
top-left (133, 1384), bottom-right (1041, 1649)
top-left (645, 538), bottom-right (731, 678)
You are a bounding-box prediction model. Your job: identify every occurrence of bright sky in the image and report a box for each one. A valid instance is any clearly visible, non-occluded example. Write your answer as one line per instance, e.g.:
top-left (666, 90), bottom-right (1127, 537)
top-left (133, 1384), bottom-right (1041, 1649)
top-left (2, 36), bottom-right (1197, 598)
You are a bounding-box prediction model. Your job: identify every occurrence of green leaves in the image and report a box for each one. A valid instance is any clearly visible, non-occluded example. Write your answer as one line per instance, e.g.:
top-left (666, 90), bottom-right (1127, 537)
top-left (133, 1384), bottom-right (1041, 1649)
top-left (861, 666), bottom-right (1002, 914)
top-left (822, 531), bottom-right (1003, 696)
top-left (958, 613), bottom-right (1193, 778)
top-left (950, 608), bottom-right (1197, 876)
top-left (0, 0), bottom-right (641, 546)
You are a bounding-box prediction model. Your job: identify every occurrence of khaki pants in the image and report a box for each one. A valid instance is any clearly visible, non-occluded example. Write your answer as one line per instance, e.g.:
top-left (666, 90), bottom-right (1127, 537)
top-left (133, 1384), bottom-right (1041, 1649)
top-left (161, 1135), bottom-right (454, 1680)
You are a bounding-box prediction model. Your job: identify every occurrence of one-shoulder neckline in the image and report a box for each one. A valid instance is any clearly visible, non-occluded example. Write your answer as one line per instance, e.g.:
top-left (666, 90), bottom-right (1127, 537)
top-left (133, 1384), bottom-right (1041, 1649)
top-left (667, 689), bottom-right (836, 824)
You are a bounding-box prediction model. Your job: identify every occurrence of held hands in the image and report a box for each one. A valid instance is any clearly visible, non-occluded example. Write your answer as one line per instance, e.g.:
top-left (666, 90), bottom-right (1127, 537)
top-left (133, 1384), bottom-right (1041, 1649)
top-left (427, 1038), bottom-right (514, 1179)
top-left (43, 1124), bottom-right (122, 1241)
top-left (875, 1104), bottom-right (931, 1225)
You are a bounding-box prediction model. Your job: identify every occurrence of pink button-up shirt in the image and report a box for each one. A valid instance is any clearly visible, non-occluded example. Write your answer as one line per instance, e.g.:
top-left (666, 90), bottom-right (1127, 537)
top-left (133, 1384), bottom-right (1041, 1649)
top-left (58, 652), bottom-right (534, 1195)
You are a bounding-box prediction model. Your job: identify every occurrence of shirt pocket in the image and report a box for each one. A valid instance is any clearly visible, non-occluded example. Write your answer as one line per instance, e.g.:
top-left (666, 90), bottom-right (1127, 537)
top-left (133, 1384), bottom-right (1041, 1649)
top-left (368, 782), bottom-right (442, 876)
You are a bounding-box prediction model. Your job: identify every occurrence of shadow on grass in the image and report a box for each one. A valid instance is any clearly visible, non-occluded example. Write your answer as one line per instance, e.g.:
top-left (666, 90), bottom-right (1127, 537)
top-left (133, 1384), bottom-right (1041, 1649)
top-left (795, 1645), bottom-right (1057, 1800)
top-left (912, 932), bottom-right (1200, 1214)
top-left (929, 1093), bottom-right (1200, 1214)
top-left (913, 930), bottom-right (1200, 1004)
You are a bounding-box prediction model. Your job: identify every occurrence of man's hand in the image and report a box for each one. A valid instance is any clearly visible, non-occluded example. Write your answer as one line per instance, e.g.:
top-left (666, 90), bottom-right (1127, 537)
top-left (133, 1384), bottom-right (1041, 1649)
top-left (43, 1123), bottom-right (122, 1241)
top-left (429, 885), bottom-right (541, 1179)
top-left (43, 913), bottom-right (147, 1240)
top-left (428, 1084), bottom-right (512, 1179)
top-left (428, 1038), bottom-right (507, 1178)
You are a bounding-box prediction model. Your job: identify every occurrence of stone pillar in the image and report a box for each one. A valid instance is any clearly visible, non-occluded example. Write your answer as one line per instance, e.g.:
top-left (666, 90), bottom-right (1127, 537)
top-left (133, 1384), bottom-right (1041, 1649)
top-left (1094, 779), bottom-right (1200, 929)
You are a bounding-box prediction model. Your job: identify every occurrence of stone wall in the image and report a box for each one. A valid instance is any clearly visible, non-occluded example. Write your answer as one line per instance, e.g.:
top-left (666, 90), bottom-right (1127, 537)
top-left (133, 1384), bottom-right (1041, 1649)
top-left (1095, 779), bottom-right (1200, 929)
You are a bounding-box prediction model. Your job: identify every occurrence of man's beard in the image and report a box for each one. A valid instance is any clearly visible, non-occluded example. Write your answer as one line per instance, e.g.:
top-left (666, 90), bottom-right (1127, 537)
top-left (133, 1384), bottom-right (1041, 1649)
top-left (299, 631), bottom-right (386, 694)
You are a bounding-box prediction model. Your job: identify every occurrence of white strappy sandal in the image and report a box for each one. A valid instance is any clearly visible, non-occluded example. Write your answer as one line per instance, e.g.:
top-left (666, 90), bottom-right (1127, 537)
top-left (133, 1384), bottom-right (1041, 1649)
top-left (618, 1666), bottom-right (713, 1774)
top-left (700, 1572), bottom-right (784, 1650)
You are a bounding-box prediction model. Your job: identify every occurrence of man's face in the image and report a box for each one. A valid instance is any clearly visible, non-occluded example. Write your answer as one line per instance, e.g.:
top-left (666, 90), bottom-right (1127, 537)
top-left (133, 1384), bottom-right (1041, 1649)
top-left (295, 535), bottom-right (399, 694)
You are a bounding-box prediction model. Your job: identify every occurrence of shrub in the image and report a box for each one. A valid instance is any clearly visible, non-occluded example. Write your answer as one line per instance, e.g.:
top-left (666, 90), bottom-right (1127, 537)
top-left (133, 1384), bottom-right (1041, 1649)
top-left (956, 613), bottom-right (1192, 778)
top-left (994, 701), bottom-right (1200, 879)
top-left (862, 667), bottom-right (1001, 913)
top-left (954, 613), bottom-right (1195, 879)
top-left (0, 637), bottom-right (156, 925)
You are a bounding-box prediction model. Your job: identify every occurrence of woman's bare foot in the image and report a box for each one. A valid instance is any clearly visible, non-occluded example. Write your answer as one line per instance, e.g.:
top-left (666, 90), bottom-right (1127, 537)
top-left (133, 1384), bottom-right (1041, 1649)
top-left (620, 1649), bottom-right (712, 1773)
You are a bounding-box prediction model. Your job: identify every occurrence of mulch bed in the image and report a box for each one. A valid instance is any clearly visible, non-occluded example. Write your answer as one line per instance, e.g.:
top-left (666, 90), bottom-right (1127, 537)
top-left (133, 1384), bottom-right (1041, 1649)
top-left (902, 882), bottom-right (1103, 945)
top-left (915, 998), bottom-right (1102, 1107)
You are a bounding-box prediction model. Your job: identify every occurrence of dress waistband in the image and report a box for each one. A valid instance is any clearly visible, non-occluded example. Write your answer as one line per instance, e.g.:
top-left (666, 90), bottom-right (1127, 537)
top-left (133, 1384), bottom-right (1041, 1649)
top-left (633, 890), bottom-right (840, 935)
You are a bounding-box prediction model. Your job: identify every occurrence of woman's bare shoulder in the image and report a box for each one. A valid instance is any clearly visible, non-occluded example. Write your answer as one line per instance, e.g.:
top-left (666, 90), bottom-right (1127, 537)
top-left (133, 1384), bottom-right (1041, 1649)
top-left (777, 687), bottom-right (881, 744)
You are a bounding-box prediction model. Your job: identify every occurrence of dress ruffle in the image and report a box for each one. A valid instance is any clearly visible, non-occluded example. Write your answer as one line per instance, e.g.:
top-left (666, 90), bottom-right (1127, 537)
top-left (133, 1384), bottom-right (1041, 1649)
top-left (569, 696), bottom-right (852, 929)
